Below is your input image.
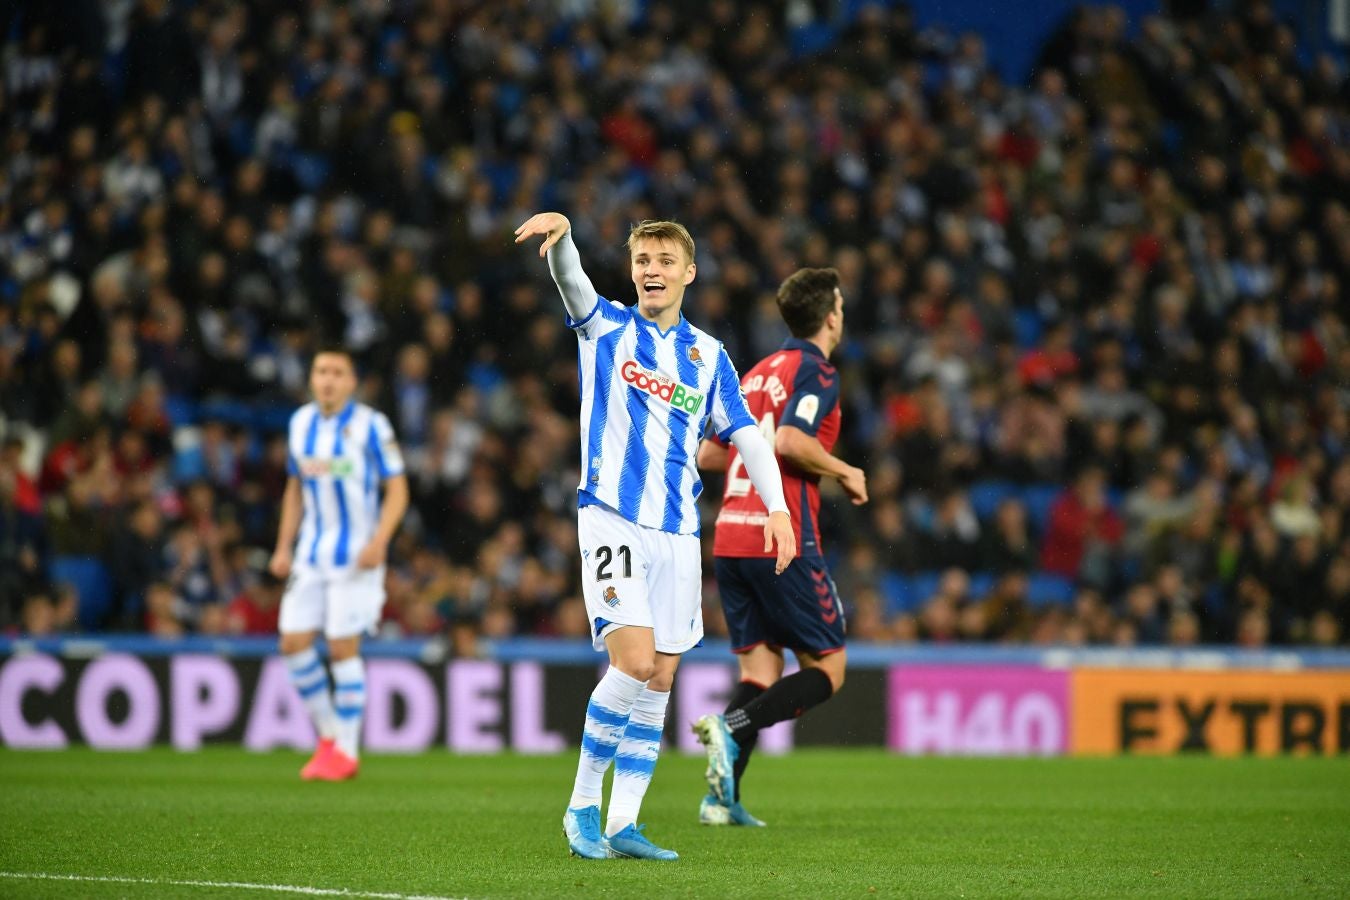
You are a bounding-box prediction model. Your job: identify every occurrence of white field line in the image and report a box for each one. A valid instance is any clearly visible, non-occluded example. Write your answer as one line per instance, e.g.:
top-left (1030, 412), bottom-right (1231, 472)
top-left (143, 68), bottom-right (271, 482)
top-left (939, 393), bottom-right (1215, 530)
top-left (0, 871), bottom-right (467, 900)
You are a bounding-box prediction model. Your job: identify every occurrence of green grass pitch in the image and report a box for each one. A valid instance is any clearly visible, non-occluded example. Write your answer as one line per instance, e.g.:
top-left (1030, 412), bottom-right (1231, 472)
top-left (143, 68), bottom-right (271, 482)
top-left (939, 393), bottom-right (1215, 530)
top-left (2, 748), bottom-right (1347, 898)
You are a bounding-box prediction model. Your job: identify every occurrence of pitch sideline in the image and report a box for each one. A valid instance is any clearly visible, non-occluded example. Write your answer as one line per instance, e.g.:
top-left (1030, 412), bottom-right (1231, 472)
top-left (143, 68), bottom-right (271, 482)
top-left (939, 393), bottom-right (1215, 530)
top-left (0, 871), bottom-right (467, 899)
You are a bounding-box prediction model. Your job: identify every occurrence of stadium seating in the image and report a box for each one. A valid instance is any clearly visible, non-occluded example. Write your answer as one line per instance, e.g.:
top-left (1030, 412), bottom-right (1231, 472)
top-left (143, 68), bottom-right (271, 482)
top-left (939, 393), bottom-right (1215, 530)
top-left (1026, 573), bottom-right (1076, 608)
top-left (1021, 485), bottom-right (1062, 536)
top-left (968, 480), bottom-right (1019, 521)
top-left (50, 556), bottom-right (114, 631)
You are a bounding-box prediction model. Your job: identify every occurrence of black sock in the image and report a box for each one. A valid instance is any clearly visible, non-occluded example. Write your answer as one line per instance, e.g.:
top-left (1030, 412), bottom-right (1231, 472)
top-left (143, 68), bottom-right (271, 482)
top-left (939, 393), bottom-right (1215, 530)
top-left (725, 668), bottom-right (834, 746)
top-left (725, 680), bottom-right (766, 802)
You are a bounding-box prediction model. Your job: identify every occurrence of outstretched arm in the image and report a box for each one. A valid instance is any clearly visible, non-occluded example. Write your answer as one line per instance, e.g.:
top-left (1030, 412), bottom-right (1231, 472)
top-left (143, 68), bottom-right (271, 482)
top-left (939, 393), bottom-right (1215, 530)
top-left (514, 212), bottom-right (597, 323)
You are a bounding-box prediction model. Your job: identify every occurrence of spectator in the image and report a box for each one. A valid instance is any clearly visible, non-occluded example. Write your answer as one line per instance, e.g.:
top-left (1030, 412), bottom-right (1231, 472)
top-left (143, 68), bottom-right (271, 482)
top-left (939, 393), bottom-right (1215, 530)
top-left (0, 0), bottom-right (1345, 649)
top-left (1040, 466), bottom-right (1124, 584)
top-left (226, 573), bottom-right (283, 636)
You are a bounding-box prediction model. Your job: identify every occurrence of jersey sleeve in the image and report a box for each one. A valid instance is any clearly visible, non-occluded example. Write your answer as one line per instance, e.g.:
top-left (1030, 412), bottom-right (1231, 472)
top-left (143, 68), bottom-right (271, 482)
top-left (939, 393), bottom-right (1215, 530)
top-left (367, 411), bottom-right (406, 479)
top-left (782, 354), bottom-right (840, 437)
top-left (567, 295), bottom-right (631, 341)
top-left (709, 345), bottom-right (756, 441)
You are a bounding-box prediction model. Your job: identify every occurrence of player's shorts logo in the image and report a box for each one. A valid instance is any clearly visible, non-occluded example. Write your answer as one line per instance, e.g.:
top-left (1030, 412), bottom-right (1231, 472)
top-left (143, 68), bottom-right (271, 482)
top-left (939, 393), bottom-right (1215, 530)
top-left (603, 586), bottom-right (620, 607)
top-left (620, 360), bottom-right (704, 415)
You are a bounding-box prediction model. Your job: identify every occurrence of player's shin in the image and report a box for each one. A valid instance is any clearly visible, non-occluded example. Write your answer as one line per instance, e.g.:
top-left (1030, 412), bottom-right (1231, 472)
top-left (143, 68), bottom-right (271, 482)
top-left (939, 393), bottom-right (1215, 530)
top-left (331, 657), bottom-right (366, 759)
top-left (726, 667), bottom-right (833, 745)
top-left (568, 667), bottom-right (646, 810)
top-left (725, 680), bottom-right (766, 801)
top-left (284, 647), bottom-right (337, 741)
top-left (606, 687), bottom-right (669, 836)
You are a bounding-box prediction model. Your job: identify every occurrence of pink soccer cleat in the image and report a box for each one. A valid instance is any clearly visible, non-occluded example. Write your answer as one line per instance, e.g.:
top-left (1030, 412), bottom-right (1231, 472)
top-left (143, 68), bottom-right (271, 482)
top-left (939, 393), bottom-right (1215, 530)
top-left (308, 745), bottom-right (359, 781)
top-left (300, 738), bottom-right (336, 781)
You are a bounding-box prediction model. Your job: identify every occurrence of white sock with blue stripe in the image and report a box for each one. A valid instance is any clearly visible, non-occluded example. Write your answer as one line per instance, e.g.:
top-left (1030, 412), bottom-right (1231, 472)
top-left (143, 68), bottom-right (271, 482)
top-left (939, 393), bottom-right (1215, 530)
top-left (605, 687), bottom-right (669, 836)
top-left (331, 657), bottom-right (366, 759)
top-left (568, 667), bottom-right (646, 811)
top-left (284, 648), bottom-right (337, 742)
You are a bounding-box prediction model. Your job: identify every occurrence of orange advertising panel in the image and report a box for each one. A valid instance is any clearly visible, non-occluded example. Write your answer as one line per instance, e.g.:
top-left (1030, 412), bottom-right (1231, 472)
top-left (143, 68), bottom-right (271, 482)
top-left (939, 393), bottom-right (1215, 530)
top-left (1071, 669), bottom-right (1350, 756)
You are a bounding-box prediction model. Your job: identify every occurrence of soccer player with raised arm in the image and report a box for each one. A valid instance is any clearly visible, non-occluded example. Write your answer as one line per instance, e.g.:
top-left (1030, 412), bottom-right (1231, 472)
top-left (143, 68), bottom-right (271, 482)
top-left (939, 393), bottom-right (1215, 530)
top-left (693, 268), bottom-right (868, 825)
top-left (514, 212), bottom-right (796, 861)
top-left (268, 347), bottom-right (409, 781)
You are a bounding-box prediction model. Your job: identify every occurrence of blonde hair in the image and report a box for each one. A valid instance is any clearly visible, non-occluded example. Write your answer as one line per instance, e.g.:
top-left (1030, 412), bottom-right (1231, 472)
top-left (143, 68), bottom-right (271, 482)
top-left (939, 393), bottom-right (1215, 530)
top-left (626, 220), bottom-right (695, 264)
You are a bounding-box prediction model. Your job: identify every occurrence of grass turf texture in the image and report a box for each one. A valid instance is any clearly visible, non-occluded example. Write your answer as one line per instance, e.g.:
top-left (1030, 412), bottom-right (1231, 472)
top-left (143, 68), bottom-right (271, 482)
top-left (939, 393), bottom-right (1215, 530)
top-left (2, 749), bottom-right (1347, 898)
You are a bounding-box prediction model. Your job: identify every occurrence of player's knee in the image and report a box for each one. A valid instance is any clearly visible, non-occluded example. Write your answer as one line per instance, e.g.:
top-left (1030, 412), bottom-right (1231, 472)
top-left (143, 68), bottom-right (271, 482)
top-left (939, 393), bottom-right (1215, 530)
top-left (327, 636), bottom-right (360, 661)
top-left (646, 671), bottom-right (675, 692)
top-left (278, 632), bottom-right (313, 656)
top-left (613, 659), bottom-right (656, 683)
top-left (822, 657), bottom-right (847, 693)
top-left (802, 656), bottom-right (845, 693)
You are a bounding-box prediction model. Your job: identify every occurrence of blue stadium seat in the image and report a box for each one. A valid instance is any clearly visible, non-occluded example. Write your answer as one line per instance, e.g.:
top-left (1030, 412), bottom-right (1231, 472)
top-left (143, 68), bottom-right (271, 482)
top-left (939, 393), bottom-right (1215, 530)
top-left (968, 572), bottom-right (996, 598)
top-left (199, 399), bottom-right (254, 427)
top-left (790, 23), bottom-right (836, 57)
top-left (909, 571), bottom-right (942, 607)
top-left (1021, 484), bottom-right (1062, 535)
top-left (289, 152), bottom-right (331, 192)
top-left (969, 480), bottom-right (1018, 521)
top-left (173, 444), bottom-right (207, 483)
top-left (1027, 572), bottom-right (1075, 607)
top-left (50, 556), bottom-right (113, 630)
top-left (879, 572), bottom-right (914, 616)
top-left (1013, 308), bottom-right (1043, 349)
top-left (164, 393), bottom-right (198, 427)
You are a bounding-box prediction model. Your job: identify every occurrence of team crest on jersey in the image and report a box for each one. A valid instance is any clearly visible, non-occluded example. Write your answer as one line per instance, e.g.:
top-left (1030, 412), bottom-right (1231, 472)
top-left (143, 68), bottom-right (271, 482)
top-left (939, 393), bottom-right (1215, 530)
top-left (603, 586), bottom-right (620, 607)
top-left (620, 360), bottom-right (704, 414)
top-left (688, 346), bottom-right (704, 367)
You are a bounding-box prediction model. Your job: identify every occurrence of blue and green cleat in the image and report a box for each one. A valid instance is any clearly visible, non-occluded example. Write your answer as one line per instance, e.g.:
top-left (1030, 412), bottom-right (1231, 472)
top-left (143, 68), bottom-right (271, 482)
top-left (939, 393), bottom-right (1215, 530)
top-left (691, 714), bottom-right (740, 804)
top-left (607, 823), bottom-right (678, 861)
top-left (698, 793), bottom-right (767, 827)
top-left (562, 805), bottom-right (610, 859)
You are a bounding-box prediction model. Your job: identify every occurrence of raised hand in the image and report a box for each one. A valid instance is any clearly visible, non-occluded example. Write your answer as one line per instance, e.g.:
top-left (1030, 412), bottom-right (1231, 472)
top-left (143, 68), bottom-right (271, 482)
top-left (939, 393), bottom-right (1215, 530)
top-left (513, 212), bottom-right (571, 257)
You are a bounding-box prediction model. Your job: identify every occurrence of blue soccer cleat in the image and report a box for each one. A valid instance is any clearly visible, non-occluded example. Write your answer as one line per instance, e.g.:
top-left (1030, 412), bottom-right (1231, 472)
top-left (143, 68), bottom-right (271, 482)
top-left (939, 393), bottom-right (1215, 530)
top-left (691, 714), bottom-right (740, 804)
top-left (698, 793), bottom-right (767, 827)
top-left (563, 805), bottom-right (610, 859)
top-left (607, 823), bottom-right (678, 861)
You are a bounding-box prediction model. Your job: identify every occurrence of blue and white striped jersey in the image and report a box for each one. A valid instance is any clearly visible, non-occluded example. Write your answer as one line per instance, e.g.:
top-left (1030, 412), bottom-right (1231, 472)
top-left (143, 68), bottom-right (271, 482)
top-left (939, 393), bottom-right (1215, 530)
top-left (570, 297), bottom-right (754, 535)
top-left (286, 401), bottom-right (405, 569)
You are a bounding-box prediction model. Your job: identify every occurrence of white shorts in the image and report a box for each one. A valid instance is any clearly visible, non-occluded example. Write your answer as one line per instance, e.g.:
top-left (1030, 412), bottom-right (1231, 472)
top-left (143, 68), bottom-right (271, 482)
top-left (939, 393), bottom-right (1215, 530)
top-left (278, 564), bottom-right (386, 639)
top-left (577, 504), bottom-right (703, 654)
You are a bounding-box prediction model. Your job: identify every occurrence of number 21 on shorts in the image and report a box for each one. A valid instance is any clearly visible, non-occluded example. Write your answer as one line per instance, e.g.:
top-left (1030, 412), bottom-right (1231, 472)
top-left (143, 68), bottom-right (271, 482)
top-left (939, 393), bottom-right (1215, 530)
top-left (594, 545), bottom-right (632, 580)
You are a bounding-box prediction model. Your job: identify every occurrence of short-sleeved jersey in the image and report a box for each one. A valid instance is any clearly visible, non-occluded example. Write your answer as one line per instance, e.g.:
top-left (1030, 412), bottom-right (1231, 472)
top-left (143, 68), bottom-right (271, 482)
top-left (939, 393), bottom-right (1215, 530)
top-left (712, 338), bottom-right (841, 560)
top-left (286, 401), bottom-right (405, 569)
top-left (570, 296), bottom-right (754, 535)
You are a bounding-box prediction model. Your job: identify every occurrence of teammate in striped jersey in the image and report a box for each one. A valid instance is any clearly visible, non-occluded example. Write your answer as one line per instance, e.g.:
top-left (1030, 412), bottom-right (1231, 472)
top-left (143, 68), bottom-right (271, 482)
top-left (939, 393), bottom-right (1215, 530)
top-left (268, 347), bottom-right (409, 781)
top-left (514, 212), bottom-right (796, 861)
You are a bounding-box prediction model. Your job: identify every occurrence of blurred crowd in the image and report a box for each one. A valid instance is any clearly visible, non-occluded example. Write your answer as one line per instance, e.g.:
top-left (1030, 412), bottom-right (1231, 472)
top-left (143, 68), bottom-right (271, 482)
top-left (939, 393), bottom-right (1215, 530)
top-left (1, 0), bottom-right (1348, 650)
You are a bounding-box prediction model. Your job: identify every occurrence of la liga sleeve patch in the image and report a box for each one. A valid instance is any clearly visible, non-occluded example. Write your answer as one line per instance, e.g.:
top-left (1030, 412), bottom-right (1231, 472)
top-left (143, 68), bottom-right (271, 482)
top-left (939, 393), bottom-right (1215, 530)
top-left (795, 394), bottom-right (820, 425)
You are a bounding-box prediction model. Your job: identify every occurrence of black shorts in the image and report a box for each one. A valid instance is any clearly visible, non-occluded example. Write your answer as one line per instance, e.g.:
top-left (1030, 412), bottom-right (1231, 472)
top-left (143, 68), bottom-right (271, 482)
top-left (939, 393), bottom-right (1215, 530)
top-left (714, 556), bottom-right (846, 656)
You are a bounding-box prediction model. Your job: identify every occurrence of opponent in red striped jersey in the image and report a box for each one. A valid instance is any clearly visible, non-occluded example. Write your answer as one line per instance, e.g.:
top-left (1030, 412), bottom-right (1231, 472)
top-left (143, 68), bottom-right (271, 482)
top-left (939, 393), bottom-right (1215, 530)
top-left (692, 268), bottom-right (868, 826)
top-left (710, 338), bottom-right (844, 561)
